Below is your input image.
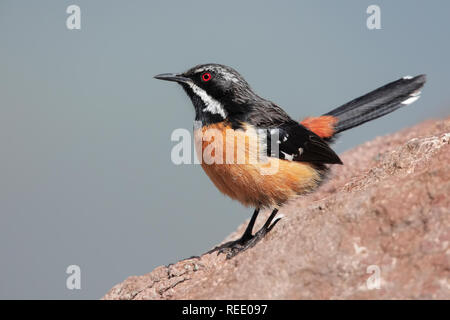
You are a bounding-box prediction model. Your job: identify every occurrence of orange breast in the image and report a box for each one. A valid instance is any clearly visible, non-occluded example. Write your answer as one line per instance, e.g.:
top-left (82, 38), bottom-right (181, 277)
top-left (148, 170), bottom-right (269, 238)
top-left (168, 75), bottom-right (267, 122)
top-left (194, 122), bottom-right (322, 208)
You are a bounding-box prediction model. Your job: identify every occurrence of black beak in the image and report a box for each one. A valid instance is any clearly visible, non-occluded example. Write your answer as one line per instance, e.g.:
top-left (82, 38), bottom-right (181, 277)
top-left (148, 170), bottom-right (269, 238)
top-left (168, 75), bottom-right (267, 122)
top-left (154, 73), bottom-right (190, 84)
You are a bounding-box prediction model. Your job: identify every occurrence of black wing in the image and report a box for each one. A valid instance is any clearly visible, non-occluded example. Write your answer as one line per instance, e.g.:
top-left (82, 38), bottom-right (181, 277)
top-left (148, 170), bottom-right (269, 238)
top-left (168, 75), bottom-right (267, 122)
top-left (242, 101), bottom-right (342, 165)
top-left (266, 122), bottom-right (343, 165)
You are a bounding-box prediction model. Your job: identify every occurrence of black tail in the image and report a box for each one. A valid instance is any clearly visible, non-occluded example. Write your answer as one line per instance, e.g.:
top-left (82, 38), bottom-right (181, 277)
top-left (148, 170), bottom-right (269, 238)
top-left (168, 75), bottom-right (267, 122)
top-left (325, 74), bottom-right (426, 134)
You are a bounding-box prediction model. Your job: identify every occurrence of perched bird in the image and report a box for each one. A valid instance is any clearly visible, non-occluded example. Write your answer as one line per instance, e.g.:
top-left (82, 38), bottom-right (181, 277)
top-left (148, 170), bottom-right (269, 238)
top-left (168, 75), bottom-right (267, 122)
top-left (155, 64), bottom-right (426, 258)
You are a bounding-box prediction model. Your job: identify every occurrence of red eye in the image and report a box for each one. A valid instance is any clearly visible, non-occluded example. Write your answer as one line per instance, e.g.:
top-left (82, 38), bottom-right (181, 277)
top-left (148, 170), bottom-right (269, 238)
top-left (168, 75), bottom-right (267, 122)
top-left (201, 72), bottom-right (212, 82)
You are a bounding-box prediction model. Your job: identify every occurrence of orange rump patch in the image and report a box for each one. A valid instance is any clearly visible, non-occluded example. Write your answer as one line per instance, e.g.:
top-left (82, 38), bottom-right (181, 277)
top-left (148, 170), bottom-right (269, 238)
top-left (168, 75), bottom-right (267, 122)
top-left (300, 116), bottom-right (338, 138)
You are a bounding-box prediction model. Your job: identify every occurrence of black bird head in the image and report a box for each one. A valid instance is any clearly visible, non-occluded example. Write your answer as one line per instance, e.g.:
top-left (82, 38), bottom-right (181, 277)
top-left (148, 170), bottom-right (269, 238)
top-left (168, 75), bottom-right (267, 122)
top-left (155, 64), bottom-right (260, 124)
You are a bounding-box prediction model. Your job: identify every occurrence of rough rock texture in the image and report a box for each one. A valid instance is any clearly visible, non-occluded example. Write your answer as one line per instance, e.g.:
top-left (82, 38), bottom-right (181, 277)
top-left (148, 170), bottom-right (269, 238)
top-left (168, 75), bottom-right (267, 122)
top-left (104, 119), bottom-right (450, 300)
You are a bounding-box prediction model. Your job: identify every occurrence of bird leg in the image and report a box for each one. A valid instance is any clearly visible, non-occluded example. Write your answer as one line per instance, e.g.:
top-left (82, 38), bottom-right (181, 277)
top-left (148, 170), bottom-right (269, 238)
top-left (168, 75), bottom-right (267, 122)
top-left (208, 208), bottom-right (282, 259)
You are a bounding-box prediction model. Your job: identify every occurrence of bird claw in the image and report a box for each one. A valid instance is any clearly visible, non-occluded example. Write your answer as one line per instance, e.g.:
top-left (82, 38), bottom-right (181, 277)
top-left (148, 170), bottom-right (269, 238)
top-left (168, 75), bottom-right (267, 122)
top-left (208, 215), bottom-right (283, 259)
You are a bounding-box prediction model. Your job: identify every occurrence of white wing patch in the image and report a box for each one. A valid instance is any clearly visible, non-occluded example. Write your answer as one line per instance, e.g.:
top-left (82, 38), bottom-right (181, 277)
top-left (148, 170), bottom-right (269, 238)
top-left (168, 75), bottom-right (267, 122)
top-left (281, 151), bottom-right (294, 161)
top-left (186, 82), bottom-right (227, 118)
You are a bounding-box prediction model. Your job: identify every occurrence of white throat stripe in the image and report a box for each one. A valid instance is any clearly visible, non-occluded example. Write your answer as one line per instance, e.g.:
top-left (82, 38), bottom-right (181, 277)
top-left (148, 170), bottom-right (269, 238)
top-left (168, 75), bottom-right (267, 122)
top-left (187, 82), bottom-right (227, 118)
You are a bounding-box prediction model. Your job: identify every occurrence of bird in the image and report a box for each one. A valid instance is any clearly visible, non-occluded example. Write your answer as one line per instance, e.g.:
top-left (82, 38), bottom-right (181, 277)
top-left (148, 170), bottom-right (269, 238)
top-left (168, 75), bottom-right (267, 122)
top-left (154, 64), bottom-right (426, 258)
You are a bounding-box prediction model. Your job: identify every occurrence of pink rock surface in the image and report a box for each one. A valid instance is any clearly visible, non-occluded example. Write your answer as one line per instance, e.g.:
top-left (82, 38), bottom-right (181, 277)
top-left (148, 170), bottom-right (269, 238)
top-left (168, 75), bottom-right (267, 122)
top-left (103, 118), bottom-right (450, 300)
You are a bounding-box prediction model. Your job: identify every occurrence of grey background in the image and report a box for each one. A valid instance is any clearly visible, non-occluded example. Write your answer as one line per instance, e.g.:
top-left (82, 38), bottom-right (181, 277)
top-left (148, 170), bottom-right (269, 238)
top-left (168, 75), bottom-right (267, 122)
top-left (0, 0), bottom-right (449, 299)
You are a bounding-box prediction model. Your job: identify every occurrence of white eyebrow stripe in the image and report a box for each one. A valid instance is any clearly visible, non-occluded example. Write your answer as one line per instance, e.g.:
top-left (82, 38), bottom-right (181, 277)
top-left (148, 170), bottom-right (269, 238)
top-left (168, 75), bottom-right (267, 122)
top-left (193, 66), bottom-right (240, 83)
top-left (186, 82), bottom-right (227, 118)
top-left (221, 71), bottom-right (240, 83)
top-left (194, 67), bottom-right (208, 73)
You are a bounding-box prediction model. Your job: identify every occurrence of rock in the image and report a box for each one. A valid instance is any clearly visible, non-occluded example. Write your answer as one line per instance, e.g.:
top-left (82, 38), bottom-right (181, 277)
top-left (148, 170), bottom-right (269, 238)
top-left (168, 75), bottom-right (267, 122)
top-left (103, 118), bottom-right (450, 300)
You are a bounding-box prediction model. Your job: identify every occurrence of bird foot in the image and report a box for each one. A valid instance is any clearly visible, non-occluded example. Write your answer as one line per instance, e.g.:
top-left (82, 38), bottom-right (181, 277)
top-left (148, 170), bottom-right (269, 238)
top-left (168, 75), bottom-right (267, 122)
top-left (208, 213), bottom-right (282, 259)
